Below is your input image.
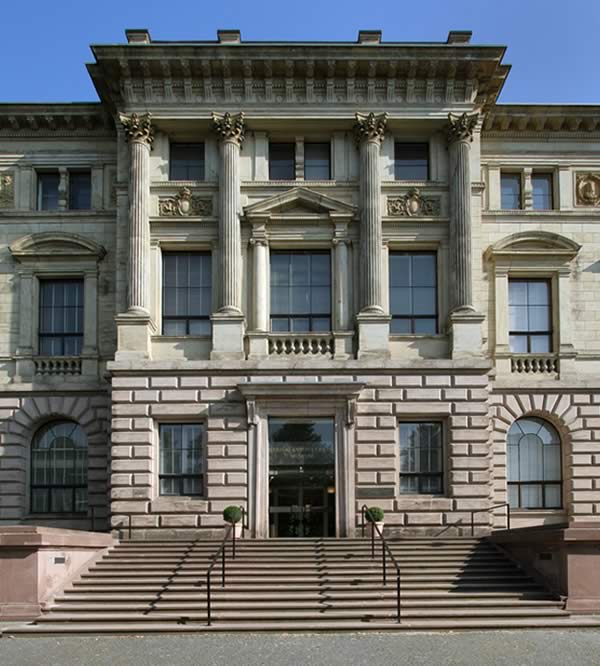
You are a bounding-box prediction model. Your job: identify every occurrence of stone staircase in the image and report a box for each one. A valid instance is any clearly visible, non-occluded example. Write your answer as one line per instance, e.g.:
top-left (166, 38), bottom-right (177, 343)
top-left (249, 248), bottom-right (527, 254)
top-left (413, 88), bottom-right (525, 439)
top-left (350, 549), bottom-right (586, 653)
top-left (6, 537), bottom-right (600, 634)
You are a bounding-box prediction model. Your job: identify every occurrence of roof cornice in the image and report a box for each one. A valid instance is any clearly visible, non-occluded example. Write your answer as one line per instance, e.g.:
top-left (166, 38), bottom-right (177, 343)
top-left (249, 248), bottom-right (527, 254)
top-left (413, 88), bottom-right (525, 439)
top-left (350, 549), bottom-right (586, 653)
top-left (484, 105), bottom-right (600, 134)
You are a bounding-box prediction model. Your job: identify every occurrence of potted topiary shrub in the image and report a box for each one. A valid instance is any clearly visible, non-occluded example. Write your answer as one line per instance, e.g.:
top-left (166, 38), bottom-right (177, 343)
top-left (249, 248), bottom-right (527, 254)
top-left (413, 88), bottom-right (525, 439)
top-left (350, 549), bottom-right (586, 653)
top-left (223, 505), bottom-right (244, 538)
top-left (365, 506), bottom-right (385, 537)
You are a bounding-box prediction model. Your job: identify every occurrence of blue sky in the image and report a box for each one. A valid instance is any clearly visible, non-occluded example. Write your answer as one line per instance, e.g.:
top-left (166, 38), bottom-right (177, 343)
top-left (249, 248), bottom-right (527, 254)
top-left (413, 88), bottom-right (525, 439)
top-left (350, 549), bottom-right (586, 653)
top-left (1, 0), bottom-right (598, 104)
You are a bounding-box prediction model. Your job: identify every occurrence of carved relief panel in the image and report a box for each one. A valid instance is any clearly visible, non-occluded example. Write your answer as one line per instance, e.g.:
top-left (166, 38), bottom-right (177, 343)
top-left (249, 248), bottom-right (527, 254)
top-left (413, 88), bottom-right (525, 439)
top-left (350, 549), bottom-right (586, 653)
top-left (0, 172), bottom-right (15, 208)
top-left (575, 173), bottom-right (600, 207)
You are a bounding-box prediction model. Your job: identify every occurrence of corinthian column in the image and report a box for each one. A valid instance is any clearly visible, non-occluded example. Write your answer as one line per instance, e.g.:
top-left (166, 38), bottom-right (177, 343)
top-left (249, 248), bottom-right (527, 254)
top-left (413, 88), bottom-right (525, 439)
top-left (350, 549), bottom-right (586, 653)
top-left (119, 112), bottom-right (154, 315)
top-left (212, 112), bottom-right (245, 314)
top-left (445, 112), bottom-right (484, 358)
top-left (210, 112), bottom-right (246, 359)
top-left (353, 112), bottom-right (390, 358)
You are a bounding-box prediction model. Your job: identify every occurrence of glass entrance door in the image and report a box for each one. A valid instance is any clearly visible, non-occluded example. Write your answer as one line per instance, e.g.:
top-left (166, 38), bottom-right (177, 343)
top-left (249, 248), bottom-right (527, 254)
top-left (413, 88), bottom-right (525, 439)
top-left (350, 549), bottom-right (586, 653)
top-left (268, 418), bottom-right (335, 538)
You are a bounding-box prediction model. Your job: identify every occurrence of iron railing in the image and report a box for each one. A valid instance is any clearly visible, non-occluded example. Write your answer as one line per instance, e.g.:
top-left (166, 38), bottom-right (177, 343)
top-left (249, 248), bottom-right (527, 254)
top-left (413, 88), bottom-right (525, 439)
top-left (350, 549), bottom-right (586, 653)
top-left (470, 502), bottom-right (511, 536)
top-left (360, 505), bottom-right (401, 623)
top-left (205, 506), bottom-right (246, 626)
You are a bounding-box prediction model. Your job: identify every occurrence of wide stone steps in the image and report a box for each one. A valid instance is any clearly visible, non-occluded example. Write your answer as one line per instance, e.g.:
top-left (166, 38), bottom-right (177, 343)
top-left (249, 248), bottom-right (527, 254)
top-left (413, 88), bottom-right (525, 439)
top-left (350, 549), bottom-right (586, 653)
top-left (5, 536), bottom-right (599, 635)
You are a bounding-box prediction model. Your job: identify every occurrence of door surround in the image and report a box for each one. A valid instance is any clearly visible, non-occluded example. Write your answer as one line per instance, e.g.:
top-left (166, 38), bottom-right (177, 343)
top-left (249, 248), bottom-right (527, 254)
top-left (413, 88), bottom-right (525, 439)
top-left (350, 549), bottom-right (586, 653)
top-left (238, 381), bottom-right (365, 538)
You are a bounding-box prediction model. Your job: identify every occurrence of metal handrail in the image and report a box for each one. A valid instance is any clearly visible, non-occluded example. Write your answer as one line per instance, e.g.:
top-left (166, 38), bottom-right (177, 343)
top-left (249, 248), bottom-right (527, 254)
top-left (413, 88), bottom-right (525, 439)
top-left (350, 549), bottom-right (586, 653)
top-left (470, 502), bottom-right (511, 536)
top-left (205, 505), bottom-right (247, 626)
top-left (360, 505), bottom-right (402, 623)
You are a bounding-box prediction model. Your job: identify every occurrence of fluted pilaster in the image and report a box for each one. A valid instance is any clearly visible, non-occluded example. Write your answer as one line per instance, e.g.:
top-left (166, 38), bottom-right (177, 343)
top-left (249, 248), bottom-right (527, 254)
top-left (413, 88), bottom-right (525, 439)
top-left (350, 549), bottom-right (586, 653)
top-left (119, 112), bottom-right (154, 315)
top-left (354, 112), bottom-right (387, 314)
top-left (213, 112), bottom-right (245, 314)
top-left (251, 238), bottom-right (269, 331)
top-left (446, 112), bottom-right (478, 313)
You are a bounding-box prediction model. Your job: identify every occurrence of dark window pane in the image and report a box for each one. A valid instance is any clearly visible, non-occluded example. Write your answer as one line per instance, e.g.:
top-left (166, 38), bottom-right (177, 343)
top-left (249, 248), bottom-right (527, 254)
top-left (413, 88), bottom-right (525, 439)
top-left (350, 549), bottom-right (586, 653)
top-left (389, 253), bottom-right (437, 333)
top-left (532, 173), bottom-right (553, 210)
top-left (269, 143), bottom-right (295, 180)
top-left (509, 334), bottom-right (528, 354)
top-left (395, 143), bottom-right (429, 180)
top-left (162, 252), bottom-right (212, 335)
top-left (39, 280), bottom-right (84, 356)
top-left (399, 422), bottom-right (443, 495)
top-left (530, 335), bottom-right (551, 353)
top-left (270, 317), bottom-right (290, 332)
top-left (38, 173), bottom-right (60, 211)
top-left (501, 174), bottom-right (522, 209)
top-left (390, 318), bottom-right (411, 335)
top-left (414, 318), bottom-right (437, 335)
top-left (304, 143), bottom-right (330, 180)
top-left (508, 279), bottom-right (552, 353)
top-left (169, 143), bottom-right (205, 180)
top-left (69, 171), bottom-right (91, 210)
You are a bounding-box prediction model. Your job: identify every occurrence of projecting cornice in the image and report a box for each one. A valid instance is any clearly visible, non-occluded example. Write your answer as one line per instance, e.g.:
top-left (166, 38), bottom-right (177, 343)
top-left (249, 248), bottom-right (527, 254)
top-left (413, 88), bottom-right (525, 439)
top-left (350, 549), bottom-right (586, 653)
top-left (86, 37), bottom-right (510, 113)
top-left (0, 104), bottom-right (114, 136)
top-left (483, 105), bottom-right (600, 134)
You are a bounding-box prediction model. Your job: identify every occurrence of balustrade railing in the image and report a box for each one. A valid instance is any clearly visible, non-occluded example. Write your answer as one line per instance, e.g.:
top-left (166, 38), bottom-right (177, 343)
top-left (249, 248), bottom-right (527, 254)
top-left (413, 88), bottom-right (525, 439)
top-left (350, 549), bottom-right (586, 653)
top-left (511, 354), bottom-right (558, 375)
top-left (268, 334), bottom-right (334, 356)
top-left (34, 357), bottom-right (82, 375)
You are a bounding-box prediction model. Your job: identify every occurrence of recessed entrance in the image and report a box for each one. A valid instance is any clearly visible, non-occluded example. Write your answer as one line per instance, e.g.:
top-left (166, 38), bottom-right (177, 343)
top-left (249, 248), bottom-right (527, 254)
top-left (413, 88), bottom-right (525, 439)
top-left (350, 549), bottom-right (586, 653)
top-left (268, 418), bottom-right (335, 538)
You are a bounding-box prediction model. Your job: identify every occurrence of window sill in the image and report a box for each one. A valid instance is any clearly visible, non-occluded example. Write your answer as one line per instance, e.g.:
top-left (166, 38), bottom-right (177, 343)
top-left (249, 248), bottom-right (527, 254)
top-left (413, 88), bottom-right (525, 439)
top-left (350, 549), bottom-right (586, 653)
top-left (389, 334), bottom-right (444, 340)
top-left (152, 335), bottom-right (211, 340)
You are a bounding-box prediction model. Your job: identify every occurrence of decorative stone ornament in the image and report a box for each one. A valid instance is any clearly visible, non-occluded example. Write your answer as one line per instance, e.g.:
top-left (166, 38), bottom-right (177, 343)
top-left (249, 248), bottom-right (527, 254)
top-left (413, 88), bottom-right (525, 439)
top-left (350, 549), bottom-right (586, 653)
top-left (119, 112), bottom-right (154, 146)
top-left (575, 173), bottom-right (600, 207)
top-left (212, 111), bottom-right (245, 146)
top-left (387, 189), bottom-right (440, 217)
top-left (158, 187), bottom-right (212, 216)
top-left (445, 112), bottom-right (479, 144)
top-left (353, 112), bottom-right (387, 145)
top-left (0, 172), bottom-right (14, 208)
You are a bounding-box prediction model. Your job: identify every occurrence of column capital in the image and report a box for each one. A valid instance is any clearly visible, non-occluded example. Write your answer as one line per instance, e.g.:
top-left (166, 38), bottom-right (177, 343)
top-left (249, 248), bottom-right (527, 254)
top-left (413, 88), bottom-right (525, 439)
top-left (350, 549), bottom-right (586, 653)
top-left (249, 237), bottom-right (269, 247)
top-left (332, 237), bottom-right (351, 247)
top-left (353, 112), bottom-right (387, 145)
top-left (212, 111), bottom-right (246, 146)
top-left (445, 112), bottom-right (479, 145)
top-left (119, 112), bottom-right (154, 147)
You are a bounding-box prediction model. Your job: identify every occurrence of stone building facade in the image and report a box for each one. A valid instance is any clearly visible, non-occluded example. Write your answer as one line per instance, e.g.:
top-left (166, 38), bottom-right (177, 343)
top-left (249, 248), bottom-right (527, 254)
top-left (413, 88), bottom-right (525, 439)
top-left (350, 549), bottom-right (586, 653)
top-left (0, 28), bottom-right (599, 539)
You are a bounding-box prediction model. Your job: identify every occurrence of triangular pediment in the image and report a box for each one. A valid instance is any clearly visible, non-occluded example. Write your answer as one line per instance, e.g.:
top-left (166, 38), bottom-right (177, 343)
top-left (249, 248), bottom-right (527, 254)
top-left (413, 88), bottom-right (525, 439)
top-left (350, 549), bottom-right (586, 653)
top-left (244, 187), bottom-right (357, 219)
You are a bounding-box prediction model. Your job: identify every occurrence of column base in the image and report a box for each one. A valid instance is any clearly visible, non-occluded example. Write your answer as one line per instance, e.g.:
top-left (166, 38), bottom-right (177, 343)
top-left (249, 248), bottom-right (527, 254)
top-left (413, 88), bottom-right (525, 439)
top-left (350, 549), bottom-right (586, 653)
top-left (356, 313), bottom-right (391, 359)
top-left (448, 309), bottom-right (485, 359)
top-left (333, 331), bottom-right (354, 359)
top-left (115, 312), bottom-right (156, 361)
top-left (247, 331), bottom-right (269, 358)
top-left (210, 313), bottom-right (246, 360)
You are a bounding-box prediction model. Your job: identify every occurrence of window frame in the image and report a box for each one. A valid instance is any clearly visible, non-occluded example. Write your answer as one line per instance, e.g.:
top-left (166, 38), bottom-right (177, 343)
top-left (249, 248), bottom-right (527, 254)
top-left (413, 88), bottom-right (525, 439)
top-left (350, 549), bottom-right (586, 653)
top-left (38, 277), bottom-right (84, 357)
top-left (158, 422), bottom-right (205, 497)
top-left (508, 277), bottom-right (553, 354)
top-left (531, 172), bottom-right (554, 211)
top-left (30, 420), bottom-right (88, 515)
top-left (398, 421), bottom-right (445, 496)
top-left (37, 171), bottom-right (60, 211)
top-left (500, 172), bottom-right (523, 210)
top-left (507, 417), bottom-right (563, 511)
top-left (169, 142), bottom-right (206, 181)
top-left (389, 251), bottom-right (438, 336)
top-left (161, 251), bottom-right (212, 337)
top-left (269, 249), bottom-right (332, 333)
top-left (68, 170), bottom-right (92, 210)
top-left (269, 142), bottom-right (296, 181)
top-left (394, 142), bottom-right (430, 181)
top-left (304, 142), bottom-right (331, 181)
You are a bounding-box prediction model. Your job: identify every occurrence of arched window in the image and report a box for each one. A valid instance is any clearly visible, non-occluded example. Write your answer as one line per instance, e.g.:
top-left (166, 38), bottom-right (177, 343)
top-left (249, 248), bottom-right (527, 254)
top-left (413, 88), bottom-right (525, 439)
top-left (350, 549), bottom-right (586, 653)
top-left (507, 417), bottom-right (562, 510)
top-left (30, 421), bottom-right (87, 514)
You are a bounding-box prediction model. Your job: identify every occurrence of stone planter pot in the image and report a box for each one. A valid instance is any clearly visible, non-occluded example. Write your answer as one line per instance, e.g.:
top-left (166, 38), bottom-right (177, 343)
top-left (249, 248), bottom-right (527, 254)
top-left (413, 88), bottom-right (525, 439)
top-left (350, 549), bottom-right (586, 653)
top-left (369, 521), bottom-right (385, 537)
top-left (226, 522), bottom-right (243, 539)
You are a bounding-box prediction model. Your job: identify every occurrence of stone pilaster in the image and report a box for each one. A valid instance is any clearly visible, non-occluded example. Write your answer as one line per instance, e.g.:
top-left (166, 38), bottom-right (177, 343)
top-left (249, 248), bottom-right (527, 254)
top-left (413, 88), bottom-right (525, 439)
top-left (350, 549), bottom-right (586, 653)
top-left (354, 112), bottom-right (390, 358)
top-left (247, 223), bottom-right (270, 358)
top-left (211, 112), bottom-right (246, 359)
top-left (445, 112), bottom-right (484, 358)
top-left (115, 112), bottom-right (156, 360)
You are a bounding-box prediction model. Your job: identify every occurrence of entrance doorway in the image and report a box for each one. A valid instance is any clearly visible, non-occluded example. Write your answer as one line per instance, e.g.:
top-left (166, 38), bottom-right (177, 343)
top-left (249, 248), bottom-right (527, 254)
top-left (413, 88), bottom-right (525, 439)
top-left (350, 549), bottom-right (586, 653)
top-left (268, 418), bottom-right (335, 538)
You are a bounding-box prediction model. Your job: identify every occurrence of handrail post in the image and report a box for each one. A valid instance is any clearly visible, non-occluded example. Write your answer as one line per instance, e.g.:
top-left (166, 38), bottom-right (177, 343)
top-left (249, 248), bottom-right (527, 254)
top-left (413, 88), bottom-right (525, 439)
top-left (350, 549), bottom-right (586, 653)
top-left (206, 571), bottom-right (212, 626)
top-left (506, 503), bottom-right (511, 530)
top-left (221, 543), bottom-right (226, 587)
top-left (382, 535), bottom-right (387, 585)
top-left (232, 520), bottom-right (236, 560)
top-left (396, 572), bottom-right (401, 623)
top-left (371, 519), bottom-right (375, 559)
top-left (128, 514), bottom-right (132, 540)
top-left (361, 506), bottom-right (365, 538)
top-left (241, 506), bottom-right (246, 539)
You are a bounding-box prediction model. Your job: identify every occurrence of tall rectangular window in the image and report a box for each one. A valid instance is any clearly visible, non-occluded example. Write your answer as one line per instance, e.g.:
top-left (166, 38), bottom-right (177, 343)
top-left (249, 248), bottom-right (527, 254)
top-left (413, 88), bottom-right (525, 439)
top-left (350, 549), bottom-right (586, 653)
top-left (532, 173), bottom-right (553, 210)
top-left (37, 172), bottom-right (60, 211)
top-left (501, 173), bottom-right (522, 209)
top-left (270, 251), bottom-right (331, 332)
top-left (169, 143), bottom-right (205, 180)
top-left (162, 252), bottom-right (212, 335)
top-left (304, 143), bottom-right (331, 180)
top-left (394, 143), bottom-right (429, 180)
top-left (39, 279), bottom-right (84, 356)
top-left (269, 143), bottom-right (295, 180)
top-left (509, 279), bottom-right (552, 353)
top-left (69, 171), bottom-right (91, 210)
top-left (159, 423), bottom-right (204, 496)
top-left (389, 252), bottom-right (437, 334)
top-left (399, 422), bottom-right (444, 494)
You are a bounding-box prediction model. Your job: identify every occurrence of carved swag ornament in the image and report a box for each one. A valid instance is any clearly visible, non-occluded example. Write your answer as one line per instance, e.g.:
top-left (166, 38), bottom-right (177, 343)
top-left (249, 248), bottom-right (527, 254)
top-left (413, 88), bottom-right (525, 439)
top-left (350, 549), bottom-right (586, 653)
top-left (159, 187), bottom-right (212, 216)
top-left (212, 111), bottom-right (245, 146)
top-left (387, 188), bottom-right (440, 217)
top-left (0, 172), bottom-right (14, 208)
top-left (445, 112), bottom-right (479, 144)
top-left (576, 173), bottom-right (600, 207)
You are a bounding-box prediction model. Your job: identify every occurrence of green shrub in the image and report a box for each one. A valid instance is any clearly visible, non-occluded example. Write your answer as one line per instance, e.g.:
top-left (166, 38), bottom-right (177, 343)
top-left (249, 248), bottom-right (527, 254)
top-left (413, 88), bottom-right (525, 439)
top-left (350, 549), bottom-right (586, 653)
top-left (223, 506), bottom-right (243, 524)
top-left (365, 506), bottom-right (385, 523)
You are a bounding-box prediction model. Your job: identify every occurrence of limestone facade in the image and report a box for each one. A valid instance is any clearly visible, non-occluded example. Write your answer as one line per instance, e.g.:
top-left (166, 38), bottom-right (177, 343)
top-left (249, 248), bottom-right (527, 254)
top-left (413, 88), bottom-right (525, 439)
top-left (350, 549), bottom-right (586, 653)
top-left (0, 29), bottom-right (599, 537)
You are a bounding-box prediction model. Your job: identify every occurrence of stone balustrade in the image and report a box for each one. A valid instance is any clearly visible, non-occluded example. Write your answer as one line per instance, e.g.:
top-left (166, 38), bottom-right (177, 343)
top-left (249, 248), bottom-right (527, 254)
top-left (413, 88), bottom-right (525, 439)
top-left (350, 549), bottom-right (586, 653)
top-left (34, 357), bottom-right (82, 375)
top-left (511, 355), bottom-right (559, 375)
top-left (268, 334), bottom-right (334, 356)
